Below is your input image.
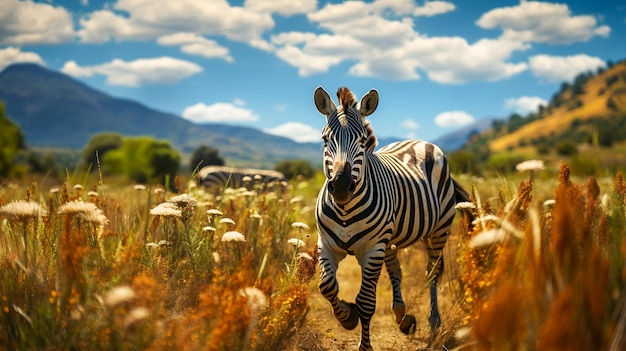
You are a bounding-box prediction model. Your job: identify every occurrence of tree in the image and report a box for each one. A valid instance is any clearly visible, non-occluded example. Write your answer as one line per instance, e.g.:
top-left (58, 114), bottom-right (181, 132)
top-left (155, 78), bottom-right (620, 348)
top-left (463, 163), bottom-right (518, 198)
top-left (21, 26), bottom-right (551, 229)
top-left (0, 101), bottom-right (26, 178)
top-left (82, 133), bottom-right (124, 171)
top-left (275, 159), bottom-right (317, 180)
top-left (102, 136), bottom-right (180, 183)
top-left (189, 145), bottom-right (224, 172)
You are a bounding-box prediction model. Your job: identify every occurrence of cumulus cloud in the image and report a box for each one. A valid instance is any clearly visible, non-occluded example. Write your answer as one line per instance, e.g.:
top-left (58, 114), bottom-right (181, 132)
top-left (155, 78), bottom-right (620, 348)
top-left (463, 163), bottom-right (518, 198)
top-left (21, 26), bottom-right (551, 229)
top-left (400, 118), bottom-right (420, 139)
top-left (476, 1), bottom-right (610, 44)
top-left (77, 0), bottom-right (274, 46)
top-left (0, 0), bottom-right (74, 45)
top-left (157, 33), bottom-right (233, 62)
top-left (61, 57), bottom-right (203, 86)
top-left (504, 96), bottom-right (548, 114)
top-left (413, 1), bottom-right (456, 17)
top-left (528, 54), bottom-right (606, 83)
top-left (434, 111), bottom-right (475, 128)
top-left (182, 100), bottom-right (259, 124)
top-left (244, 0), bottom-right (317, 16)
top-left (264, 122), bottom-right (321, 143)
top-left (269, 1), bottom-right (528, 83)
top-left (0, 47), bottom-right (45, 71)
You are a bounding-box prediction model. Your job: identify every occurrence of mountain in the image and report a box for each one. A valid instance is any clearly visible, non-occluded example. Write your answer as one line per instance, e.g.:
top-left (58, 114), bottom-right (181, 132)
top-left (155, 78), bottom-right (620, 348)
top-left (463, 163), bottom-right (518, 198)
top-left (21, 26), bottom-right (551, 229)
top-left (0, 63), bottom-right (320, 168)
top-left (433, 117), bottom-right (496, 152)
top-left (487, 60), bottom-right (626, 152)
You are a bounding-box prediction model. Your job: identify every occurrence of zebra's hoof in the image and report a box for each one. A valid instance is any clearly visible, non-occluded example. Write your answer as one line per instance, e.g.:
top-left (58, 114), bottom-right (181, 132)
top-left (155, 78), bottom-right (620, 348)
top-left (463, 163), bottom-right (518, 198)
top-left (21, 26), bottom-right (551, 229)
top-left (399, 314), bottom-right (416, 335)
top-left (338, 302), bottom-right (359, 330)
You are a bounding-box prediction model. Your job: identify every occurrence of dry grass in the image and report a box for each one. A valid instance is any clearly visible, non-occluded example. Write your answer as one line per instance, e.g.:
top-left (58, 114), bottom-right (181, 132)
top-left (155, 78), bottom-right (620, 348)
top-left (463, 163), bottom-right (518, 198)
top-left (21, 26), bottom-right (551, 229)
top-left (1, 164), bottom-right (625, 351)
top-left (0, 175), bottom-right (319, 351)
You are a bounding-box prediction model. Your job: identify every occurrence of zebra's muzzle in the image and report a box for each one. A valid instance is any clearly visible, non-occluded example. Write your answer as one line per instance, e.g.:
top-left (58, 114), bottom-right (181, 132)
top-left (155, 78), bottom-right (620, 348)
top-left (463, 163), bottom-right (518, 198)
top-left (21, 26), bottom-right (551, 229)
top-left (328, 162), bottom-right (355, 204)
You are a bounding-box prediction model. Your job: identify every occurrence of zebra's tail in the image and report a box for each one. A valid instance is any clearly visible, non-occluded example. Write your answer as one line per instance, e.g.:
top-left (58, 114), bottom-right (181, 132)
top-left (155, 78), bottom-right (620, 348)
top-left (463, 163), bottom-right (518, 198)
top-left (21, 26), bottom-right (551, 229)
top-left (452, 178), bottom-right (475, 232)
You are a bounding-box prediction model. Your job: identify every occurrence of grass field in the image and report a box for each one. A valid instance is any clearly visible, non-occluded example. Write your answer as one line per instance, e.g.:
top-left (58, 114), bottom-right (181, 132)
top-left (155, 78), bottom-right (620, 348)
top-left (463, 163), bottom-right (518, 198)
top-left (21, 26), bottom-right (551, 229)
top-left (1, 164), bottom-right (625, 350)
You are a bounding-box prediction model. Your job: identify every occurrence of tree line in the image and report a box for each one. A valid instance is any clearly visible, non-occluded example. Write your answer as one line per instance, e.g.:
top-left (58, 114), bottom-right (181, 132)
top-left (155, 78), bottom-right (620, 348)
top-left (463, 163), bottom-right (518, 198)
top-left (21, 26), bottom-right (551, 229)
top-left (0, 100), bottom-right (316, 183)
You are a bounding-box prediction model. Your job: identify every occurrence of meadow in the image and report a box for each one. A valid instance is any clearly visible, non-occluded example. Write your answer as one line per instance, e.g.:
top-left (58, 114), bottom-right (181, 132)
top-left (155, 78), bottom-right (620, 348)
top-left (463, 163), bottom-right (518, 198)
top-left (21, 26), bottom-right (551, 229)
top-left (1, 163), bottom-right (625, 351)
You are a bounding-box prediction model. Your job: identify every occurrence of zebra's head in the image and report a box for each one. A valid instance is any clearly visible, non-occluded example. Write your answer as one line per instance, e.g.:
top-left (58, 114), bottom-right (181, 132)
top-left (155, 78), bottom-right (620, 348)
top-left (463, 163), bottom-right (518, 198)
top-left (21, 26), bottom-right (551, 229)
top-left (314, 86), bottom-right (379, 205)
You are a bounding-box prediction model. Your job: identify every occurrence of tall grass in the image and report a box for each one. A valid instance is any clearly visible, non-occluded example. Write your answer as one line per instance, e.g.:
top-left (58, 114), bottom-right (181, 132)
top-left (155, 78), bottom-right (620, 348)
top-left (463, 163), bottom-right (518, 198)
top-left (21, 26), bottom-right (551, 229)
top-left (457, 164), bottom-right (626, 350)
top-left (0, 176), bottom-right (318, 350)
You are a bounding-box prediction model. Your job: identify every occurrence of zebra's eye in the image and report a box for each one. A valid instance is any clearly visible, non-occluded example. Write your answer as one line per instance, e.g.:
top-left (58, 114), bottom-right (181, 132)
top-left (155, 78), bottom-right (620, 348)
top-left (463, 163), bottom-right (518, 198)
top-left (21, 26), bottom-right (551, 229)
top-left (322, 135), bottom-right (329, 143)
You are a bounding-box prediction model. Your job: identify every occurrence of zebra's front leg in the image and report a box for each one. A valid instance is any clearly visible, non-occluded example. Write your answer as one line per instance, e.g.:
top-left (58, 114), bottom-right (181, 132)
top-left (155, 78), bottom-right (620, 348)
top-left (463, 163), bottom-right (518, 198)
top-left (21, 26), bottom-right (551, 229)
top-left (355, 246), bottom-right (386, 351)
top-left (384, 248), bottom-right (417, 335)
top-left (318, 245), bottom-right (359, 330)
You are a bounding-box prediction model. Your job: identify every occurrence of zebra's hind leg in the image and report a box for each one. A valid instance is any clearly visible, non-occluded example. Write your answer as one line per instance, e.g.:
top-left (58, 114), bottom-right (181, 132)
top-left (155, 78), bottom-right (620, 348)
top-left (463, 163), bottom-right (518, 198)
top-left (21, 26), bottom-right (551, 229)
top-left (425, 231), bottom-right (448, 341)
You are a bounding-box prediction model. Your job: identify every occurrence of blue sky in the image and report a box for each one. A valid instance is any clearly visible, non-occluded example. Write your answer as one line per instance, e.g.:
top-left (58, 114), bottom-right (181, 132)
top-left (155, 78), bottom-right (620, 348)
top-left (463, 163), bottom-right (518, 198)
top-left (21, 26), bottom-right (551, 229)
top-left (1, 0), bottom-right (625, 144)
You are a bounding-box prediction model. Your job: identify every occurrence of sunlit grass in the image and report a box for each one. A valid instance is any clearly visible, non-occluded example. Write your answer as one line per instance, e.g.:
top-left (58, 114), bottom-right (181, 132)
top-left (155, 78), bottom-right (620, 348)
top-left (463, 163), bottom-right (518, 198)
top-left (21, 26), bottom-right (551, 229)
top-left (0, 176), bottom-right (318, 350)
top-left (2, 165), bottom-right (625, 350)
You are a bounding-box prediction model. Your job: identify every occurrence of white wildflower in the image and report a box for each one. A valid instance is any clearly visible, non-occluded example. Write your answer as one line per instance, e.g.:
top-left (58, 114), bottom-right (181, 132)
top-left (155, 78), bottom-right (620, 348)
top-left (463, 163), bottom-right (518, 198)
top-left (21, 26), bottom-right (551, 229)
top-left (297, 252), bottom-right (313, 260)
top-left (543, 199), bottom-right (555, 207)
top-left (250, 212), bottom-right (262, 220)
top-left (207, 209), bottom-right (223, 216)
top-left (202, 226), bottom-right (216, 232)
top-left (168, 194), bottom-right (197, 208)
top-left (288, 238), bottom-right (306, 248)
top-left (253, 174), bottom-right (262, 181)
top-left (455, 202), bottom-right (476, 210)
top-left (219, 217), bottom-right (236, 225)
top-left (239, 287), bottom-right (268, 311)
top-left (50, 187), bottom-right (60, 194)
top-left (471, 214), bottom-right (500, 226)
top-left (134, 184), bottom-right (146, 191)
top-left (149, 202), bottom-right (181, 217)
top-left (124, 307), bottom-right (150, 327)
top-left (87, 191), bottom-right (99, 197)
top-left (290, 196), bottom-right (303, 204)
top-left (73, 184), bottom-right (83, 191)
top-left (58, 200), bottom-right (108, 225)
top-left (291, 221), bottom-right (309, 230)
top-left (242, 176), bottom-right (252, 183)
top-left (469, 228), bottom-right (507, 248)
top-left (221, 231), bottom-right (246, 242)
top-left (0, 200), bottom-right (47, 219)
top-left (516, 159), bottom-right (545, 172)
top-left (104, 286), bottom-right (136, 308)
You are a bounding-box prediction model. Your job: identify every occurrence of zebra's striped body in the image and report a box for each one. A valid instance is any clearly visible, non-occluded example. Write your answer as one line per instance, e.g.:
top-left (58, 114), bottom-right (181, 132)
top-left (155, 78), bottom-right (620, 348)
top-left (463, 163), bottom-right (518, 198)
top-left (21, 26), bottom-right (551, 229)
top-left (314, 87), bottom-right (469, 350)
top-left (196, 166), bottom-right (286, 193)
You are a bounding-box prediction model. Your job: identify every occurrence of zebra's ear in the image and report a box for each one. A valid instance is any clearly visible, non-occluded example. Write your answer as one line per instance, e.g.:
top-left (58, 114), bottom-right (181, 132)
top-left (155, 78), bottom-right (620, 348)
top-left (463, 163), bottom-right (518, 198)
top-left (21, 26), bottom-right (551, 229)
top-left (359, 89), bottom-right (378, 117)
top-left (314, 86), bottom-right (336, 116)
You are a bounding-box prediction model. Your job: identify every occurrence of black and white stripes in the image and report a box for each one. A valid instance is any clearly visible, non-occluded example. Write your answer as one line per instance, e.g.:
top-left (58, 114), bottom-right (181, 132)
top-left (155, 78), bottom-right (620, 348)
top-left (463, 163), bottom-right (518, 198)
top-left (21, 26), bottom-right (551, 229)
top-left (314, 86), bottom-right (469, 350)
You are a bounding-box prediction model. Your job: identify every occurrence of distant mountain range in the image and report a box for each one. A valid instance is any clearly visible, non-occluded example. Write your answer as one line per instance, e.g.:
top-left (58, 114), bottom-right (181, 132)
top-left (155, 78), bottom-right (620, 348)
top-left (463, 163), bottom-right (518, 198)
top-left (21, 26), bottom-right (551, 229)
top-left (0, 63), bottom-right (484, 168)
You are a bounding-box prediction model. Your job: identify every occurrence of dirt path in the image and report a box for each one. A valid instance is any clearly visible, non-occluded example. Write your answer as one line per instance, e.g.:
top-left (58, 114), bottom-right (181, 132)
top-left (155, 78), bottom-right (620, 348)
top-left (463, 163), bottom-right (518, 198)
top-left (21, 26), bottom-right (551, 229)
top-left (286, 238), bottom-right (463, 351)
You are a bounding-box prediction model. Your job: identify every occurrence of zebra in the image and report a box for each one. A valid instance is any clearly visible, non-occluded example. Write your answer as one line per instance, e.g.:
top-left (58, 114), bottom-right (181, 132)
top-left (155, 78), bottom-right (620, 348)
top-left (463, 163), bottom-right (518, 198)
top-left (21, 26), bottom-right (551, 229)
top-left (195, 165), bottom-right (286, 193)
top-left (313, 86), bottom-right (471, 350)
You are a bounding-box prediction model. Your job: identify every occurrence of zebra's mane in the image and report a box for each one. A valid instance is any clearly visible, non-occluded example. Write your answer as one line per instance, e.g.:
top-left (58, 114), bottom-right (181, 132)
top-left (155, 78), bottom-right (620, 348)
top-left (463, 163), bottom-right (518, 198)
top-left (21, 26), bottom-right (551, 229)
top-left (336, 87), bottom-right (378, 152)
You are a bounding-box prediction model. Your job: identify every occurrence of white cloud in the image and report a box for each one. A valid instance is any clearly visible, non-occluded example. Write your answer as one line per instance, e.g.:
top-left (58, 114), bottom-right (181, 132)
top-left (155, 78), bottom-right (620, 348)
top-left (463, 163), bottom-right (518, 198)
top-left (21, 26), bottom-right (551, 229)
top-left (0, 0), bottom-right (74, 45)
top-left (61, 57), bottom-right (203, 86)
top-left (504, 96), bottom-right (548, 114)
top-left (434, 111), bottom-right (475, 128)
top-left (413, 1), bottom-right (456, 17)
top-left (182, 101), bottom-right (259, 124)
top-left (157, 33), bottom-right (233, 62)
top-left (528, 54), bottom-right (606, 83)
top-left (77, 0), bottom-right (274, 46)
top-left (0, 47), bottom-right (45, 71)
top-left (477, 1), bottom-right (610, 44)
top-left (244, 0), bottom-right (317, 16)
top-left (269, 1), bottom-right (528, 83)
top-left (264, 122), bottom-right (321, 143)
top-left (401, 119), bottom-right (419, 130)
